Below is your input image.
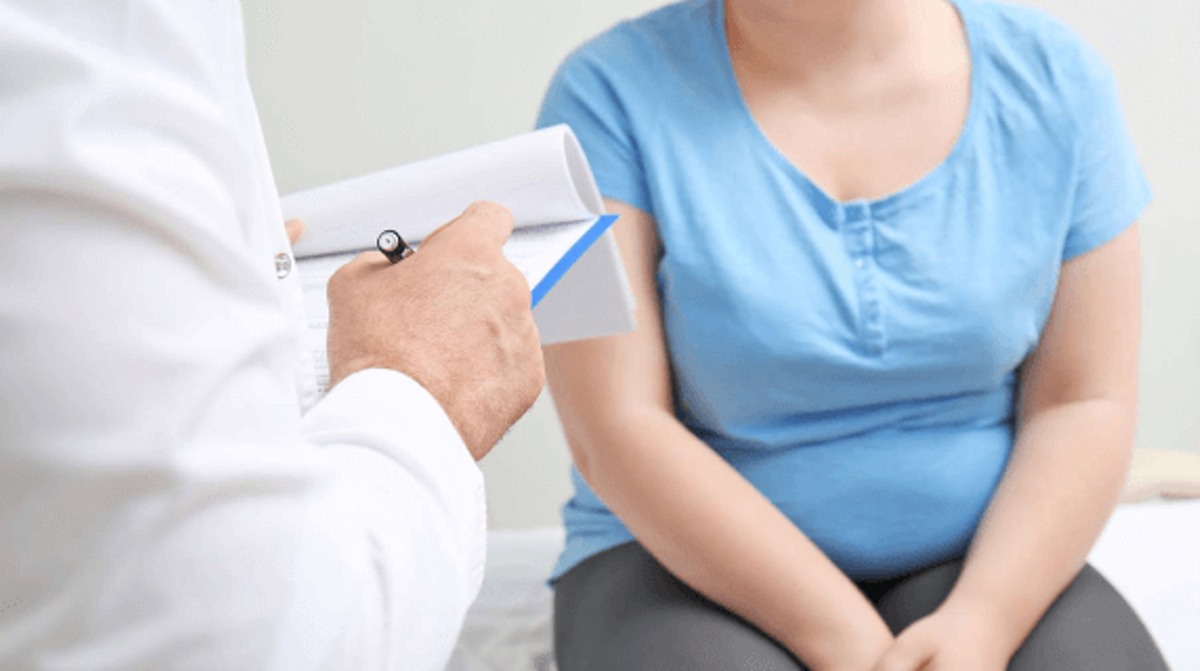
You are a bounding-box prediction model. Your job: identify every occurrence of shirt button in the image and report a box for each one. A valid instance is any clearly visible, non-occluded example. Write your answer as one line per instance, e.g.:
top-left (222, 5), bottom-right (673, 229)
top-left (274, 252), bottom-right (292, 279)
top-left (855, 259), bottom-right (866, 269)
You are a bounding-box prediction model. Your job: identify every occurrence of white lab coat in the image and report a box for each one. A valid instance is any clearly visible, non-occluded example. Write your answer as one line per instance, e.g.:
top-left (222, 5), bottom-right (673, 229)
top-left (0, 1), bottom-right (485, 669)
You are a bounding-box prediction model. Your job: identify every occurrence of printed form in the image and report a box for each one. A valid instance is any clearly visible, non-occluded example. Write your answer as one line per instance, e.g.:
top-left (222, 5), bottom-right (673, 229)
top-left (283, 125), bottom-right (634, 398)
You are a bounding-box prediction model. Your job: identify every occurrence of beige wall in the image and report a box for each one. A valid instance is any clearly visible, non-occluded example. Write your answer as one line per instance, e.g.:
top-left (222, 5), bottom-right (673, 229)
top-left (243, 0), bottom-right (1200, 529)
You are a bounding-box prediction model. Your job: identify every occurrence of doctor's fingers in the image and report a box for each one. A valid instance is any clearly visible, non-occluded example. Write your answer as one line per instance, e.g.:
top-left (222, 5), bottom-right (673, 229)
top-left (420, 201), bottom-right (514, 256)
top-left (284, 218), bottom-right (306, 246)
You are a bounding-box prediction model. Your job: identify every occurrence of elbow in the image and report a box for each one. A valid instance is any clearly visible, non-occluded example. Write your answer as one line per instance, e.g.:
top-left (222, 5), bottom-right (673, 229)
top-left (560, 409), bottom-right (660, 487)
top-left (563, 425), bottom-right (601, 485)
top-left (569, 440), bottom-right (595, 483)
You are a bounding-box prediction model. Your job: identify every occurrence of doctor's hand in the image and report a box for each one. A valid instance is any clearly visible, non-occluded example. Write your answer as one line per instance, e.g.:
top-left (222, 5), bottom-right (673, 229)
top-left (325, 202), bottom-right (545, 461)
top-left (285, 218), bottom-right (306, 246)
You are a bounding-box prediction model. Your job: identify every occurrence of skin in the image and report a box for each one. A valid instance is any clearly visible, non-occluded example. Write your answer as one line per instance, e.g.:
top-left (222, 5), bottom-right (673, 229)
top-left (544, 1), bottom-right (1142, 669)
top-left (305, 202), bottom-right (546, 461)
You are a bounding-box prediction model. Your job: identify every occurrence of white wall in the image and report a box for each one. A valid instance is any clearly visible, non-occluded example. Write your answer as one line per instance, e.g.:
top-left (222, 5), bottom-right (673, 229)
top-left (243, 0), bottom-right (1200, 530)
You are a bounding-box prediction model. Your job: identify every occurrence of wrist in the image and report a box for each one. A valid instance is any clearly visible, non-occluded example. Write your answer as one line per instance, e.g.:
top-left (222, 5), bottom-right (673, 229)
top-left (937, 591), bottom-right (1026, 659)
top-left (328, 347), bottom-right (425, 389)
top-left (786, 608), bottom-right (893, 671)
top-left (327, 358), bottom-right (489, 453)
top-left (327, 348), bottom-right (396, 390)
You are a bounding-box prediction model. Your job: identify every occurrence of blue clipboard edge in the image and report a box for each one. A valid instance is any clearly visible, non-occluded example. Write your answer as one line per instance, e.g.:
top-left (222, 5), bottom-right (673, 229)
top-left (530, 213), bottom-right (620, 308)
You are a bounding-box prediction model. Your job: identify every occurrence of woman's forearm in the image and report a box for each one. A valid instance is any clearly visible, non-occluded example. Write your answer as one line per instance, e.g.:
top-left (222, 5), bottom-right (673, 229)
top-left (944, 226), bottom-right (1142, 659)
top-left (944, 399), bottom-right (1134, 657)
top-left (577, 409), bottom-right (893, 669)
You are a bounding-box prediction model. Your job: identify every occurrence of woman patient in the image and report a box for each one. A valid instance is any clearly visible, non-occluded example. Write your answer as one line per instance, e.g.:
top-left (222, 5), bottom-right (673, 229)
top-left (537, 0), bottom-right (1166, 669)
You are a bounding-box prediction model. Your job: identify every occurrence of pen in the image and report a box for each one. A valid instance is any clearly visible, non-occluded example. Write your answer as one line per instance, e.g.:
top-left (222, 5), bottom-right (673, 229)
top-left (377, 229), bottom-right (414, 264)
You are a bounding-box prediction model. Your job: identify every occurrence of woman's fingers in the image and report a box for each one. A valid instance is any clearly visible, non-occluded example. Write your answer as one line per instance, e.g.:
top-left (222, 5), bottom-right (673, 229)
top-left (873, 627), bottom-right (936, 671)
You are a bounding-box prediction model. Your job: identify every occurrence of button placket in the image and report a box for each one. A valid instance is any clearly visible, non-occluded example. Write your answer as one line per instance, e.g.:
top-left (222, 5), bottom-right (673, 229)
top-left (842, 204), bottom-right (887, 354)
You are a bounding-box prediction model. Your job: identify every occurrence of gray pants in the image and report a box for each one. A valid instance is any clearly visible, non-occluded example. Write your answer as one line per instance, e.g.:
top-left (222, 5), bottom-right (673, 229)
top-left (553, 542), bottom-right (1168, 670)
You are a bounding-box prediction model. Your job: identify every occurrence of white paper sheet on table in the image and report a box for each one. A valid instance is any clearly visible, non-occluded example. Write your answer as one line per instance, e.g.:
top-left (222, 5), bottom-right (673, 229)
top-left (282, 125), bottom-right (636, 399)
top-left (1088, 498), bottom-right (1200, 670)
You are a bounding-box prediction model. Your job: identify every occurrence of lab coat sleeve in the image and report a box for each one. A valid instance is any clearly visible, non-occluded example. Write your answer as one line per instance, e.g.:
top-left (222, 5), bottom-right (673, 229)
top-left (298, 370), bottom-right (488, 671)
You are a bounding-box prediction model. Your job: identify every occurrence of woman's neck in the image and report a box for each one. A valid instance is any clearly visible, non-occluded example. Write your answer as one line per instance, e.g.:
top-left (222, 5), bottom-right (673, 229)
top-left (725, 0), bottom-right (930, 87)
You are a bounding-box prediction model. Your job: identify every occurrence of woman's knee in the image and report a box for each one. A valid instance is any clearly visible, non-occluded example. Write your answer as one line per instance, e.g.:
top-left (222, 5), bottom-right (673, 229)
top-left (553, 543), bottom-right (805, 671)
top-left (590, 618), bottom-right (806, 671)
top-left (874, 561), bottom-right (1166, 670)
top-left (1008, 564), bottom-right (1167, 670)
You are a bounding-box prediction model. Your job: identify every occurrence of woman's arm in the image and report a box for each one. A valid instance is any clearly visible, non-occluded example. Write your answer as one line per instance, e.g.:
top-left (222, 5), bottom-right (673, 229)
top-left (546, 198), bottom-right (894, 670)
top-left (875, 225), bottom-right (1142, 670)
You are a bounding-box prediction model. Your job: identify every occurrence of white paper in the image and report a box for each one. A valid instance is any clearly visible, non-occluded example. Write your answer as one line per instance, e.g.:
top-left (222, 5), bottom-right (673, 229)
top-left (287, 125), bottom-right (603, 258)
top-left (295, 222), bottom-right (630, 396)
top-left (532, 230), bottom-right (636, 346)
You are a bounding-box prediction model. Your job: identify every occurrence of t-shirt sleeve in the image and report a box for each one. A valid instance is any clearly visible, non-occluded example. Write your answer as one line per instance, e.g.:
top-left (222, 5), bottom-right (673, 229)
top-left (1061, 42), bottom-right (1151, 261)
top-left (536, 43), bottom-right (653, 214)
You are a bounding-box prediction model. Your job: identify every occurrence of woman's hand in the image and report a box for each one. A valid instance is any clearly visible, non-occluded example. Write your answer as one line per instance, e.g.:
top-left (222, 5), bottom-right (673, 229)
top-left (872, 598), bottom-right (1015, 671)
top-left (816, 623), bottom-right (893, 671)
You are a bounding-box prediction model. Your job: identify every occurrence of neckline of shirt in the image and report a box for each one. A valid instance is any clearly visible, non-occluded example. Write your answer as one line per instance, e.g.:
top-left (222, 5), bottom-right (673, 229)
top-left (709, 0), bottom-right (987, 226)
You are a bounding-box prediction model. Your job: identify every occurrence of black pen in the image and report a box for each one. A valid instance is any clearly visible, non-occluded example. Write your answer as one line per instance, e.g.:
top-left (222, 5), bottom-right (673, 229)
top-left (377, 229), bottom-right (415, 264)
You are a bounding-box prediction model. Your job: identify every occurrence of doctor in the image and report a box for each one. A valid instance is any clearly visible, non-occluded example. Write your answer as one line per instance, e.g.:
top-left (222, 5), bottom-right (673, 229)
top-left (0, 1), bottom-right (542, 669)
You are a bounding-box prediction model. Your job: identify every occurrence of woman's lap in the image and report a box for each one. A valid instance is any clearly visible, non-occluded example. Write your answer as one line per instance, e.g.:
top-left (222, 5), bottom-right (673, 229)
top-left (554, 542), bottom-right (1167, 671)
top-left (554, 542), bottom-right (806, 670)
top-left (876, 559), bottom-right (1167, 670)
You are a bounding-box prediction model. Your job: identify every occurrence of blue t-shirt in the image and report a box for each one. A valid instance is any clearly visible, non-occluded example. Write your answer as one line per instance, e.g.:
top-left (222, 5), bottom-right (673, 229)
top-left (537, 0), bottom-right (1150, 581)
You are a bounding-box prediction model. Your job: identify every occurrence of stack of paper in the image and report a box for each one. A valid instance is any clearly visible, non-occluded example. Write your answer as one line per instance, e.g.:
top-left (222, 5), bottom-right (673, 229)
top-left (282, 125), bottom-right (636, 395)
